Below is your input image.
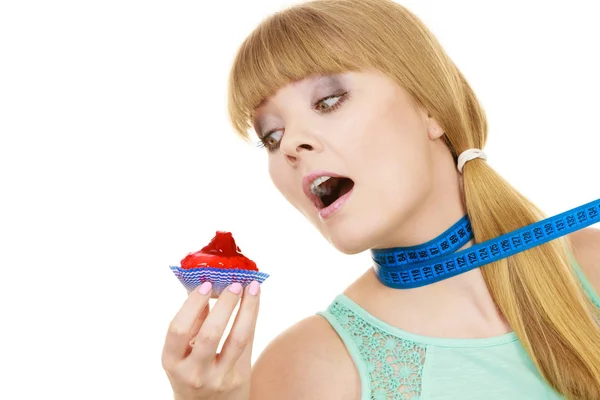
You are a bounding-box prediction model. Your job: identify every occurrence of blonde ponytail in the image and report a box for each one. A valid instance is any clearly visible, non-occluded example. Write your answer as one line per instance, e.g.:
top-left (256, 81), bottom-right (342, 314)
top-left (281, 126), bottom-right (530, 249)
top-left (461, 152), bottom-right (600, 398)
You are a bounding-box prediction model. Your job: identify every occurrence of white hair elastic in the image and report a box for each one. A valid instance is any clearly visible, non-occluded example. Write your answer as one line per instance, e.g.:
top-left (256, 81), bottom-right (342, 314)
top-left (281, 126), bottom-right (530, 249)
top-left (457, 148), bottom-right (487, 173)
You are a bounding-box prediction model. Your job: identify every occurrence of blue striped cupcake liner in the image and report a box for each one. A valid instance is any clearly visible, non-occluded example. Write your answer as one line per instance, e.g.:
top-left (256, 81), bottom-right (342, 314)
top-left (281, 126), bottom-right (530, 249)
top-left (169, 265), bottom-right (270, 295)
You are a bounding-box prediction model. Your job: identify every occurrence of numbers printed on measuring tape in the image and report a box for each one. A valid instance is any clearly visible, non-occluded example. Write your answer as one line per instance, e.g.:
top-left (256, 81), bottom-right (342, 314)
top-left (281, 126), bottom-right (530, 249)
top-left (373, 199), bottom-right (600, 289)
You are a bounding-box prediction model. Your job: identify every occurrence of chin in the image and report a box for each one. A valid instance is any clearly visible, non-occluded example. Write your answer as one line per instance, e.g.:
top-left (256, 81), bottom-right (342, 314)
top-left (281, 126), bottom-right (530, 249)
top-left (317, 219), bottom-right (377, 255)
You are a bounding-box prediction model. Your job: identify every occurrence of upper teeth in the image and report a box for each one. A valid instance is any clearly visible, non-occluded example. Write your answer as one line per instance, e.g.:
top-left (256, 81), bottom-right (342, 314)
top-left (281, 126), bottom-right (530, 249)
top-left (310, 176), bottom-right (333, 197)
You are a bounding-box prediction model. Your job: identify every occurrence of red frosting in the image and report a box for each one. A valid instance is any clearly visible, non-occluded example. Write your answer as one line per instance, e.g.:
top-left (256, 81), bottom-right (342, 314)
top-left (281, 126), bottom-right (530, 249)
top-left (180, 231), bottom-right (258, 271)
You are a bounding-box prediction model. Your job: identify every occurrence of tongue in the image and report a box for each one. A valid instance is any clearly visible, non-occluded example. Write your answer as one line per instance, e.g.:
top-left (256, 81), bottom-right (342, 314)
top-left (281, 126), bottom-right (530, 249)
top-left (321, 177), bottom-right (353, 207)
top-left (338, 179), bottom-right (353, 198)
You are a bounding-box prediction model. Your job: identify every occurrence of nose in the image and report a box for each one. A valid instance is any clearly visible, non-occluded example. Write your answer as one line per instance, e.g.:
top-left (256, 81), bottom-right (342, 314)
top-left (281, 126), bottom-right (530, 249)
top-left (279, 125), bottom-right (323, 167)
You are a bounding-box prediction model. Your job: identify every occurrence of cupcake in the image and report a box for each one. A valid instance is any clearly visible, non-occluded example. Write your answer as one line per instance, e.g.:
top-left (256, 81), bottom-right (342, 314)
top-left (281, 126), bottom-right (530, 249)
top-left (170, 231), bottom-right (269, 295)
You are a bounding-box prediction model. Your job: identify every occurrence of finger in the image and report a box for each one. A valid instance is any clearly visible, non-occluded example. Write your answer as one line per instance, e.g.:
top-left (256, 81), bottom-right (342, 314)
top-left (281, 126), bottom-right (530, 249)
top-left (188, 303), bottom-right (210, 347)
top-left (217, 281), bottom-right (261, 370)
top-left (162, 282), bottom-right (212, 367)
top-left (189, 282), bottom-right (244, 364)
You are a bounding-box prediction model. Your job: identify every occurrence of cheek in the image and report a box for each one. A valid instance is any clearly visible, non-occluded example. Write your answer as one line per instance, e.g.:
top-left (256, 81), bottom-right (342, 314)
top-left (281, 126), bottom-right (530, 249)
top-left (347, 120), bottom-right (418, 168)
top-left (268, 157), bottom-right (297, 202)
top-left (340, 96), bottom-right (417, 155)
top-left (370, 102), bottom-right (428, 158)
top-left (267, 158), bottom-right (283, 190)
top-left (351, 106), bottom-right (432, 194)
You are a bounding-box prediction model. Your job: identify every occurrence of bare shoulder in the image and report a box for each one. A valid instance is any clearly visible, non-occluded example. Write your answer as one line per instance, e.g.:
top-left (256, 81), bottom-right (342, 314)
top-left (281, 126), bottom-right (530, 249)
top-left (250, 314), bottom-right (360, 400)
top-left (570, 227), bottom-right (600, 294)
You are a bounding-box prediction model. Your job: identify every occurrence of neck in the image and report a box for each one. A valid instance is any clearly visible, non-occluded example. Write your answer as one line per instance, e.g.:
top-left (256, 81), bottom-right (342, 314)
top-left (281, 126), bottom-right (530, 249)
top-left (354, 147), bottom-right (509, 332)
top-left (372, 163), bottom-right (468, 250)
top-left (360, 240), bottom-right (510, 336)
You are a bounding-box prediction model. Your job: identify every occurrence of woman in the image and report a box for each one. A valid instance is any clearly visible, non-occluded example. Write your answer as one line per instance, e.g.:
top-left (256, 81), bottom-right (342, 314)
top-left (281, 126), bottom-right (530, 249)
top-left (161, 0), bottom-right (600, 398)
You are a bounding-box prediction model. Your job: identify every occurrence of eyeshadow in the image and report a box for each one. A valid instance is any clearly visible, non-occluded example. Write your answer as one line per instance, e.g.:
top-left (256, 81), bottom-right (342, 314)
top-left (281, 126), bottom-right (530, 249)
top-left (253, 73), bottom-right (347, 136)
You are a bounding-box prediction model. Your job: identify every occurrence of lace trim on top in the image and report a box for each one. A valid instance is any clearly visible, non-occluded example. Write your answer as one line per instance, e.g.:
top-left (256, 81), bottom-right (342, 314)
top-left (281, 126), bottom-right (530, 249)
top-left (328, 300), bottom-right (427, 400)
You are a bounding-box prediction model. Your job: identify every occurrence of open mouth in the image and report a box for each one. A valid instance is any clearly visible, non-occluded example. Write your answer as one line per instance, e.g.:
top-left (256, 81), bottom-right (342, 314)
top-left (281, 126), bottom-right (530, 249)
top-left (310, 176), bottom-right (355, 209)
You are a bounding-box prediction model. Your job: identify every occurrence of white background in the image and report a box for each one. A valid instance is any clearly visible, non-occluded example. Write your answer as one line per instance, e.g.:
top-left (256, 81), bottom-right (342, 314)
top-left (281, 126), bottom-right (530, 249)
top-left (1, 1), bottom-right (598, 399)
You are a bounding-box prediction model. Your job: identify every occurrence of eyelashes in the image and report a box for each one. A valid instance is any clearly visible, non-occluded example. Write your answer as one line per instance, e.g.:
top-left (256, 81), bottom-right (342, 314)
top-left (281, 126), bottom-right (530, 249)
top-left (256, 91), bottom-right (349, 152)
top-left (256, 130), bottom-right (283, 151)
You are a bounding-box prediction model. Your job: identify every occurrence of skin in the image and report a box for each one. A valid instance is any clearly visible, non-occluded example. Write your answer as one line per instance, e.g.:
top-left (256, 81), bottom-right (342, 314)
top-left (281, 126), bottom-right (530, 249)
top-left (162, 68), bottom-right (600, 399)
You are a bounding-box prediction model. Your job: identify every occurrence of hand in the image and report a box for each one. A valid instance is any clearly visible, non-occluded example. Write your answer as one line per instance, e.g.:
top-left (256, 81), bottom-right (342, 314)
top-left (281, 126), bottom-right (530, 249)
top-left (162, 281), bottom-right (261, 400)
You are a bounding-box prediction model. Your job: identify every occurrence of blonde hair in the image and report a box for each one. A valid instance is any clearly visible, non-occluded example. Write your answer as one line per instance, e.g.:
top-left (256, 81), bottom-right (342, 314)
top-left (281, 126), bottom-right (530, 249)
top-left (226, 0), bottom-right (600, 397)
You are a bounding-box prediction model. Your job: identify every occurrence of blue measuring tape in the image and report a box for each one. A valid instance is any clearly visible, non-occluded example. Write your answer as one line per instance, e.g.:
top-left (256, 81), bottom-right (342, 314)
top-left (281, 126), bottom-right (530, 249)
top-left (372, 198), bottom-right (600, 289)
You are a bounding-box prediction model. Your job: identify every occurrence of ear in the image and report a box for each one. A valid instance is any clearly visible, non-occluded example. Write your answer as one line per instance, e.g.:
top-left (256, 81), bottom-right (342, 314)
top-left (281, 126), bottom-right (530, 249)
top-left (426, 114), bottom-right (445, 140)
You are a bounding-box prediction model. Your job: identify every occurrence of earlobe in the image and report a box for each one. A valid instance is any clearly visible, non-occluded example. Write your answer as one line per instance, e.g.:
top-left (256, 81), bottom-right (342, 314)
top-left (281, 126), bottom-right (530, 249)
top-left (422, 110), bottom-right (445, 140)
top-left (427, 118), bottom-right (445, 140)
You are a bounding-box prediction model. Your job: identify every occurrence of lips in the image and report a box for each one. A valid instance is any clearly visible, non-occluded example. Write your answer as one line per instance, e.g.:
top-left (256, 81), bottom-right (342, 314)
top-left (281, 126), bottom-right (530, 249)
top-left (302, 171), bottom-right (354, 210)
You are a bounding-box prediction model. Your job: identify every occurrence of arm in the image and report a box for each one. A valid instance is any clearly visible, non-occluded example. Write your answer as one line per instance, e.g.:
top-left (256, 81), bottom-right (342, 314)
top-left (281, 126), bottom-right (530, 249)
top-left (250, 315), bottom-right (361, 400)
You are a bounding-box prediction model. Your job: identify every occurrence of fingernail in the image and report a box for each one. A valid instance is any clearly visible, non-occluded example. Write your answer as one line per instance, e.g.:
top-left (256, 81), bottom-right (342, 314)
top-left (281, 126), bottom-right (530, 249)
top-left (228, 282), bottom-right (243, 295)
top-left (198, 281), bottom-right (212, 295)
top-left (248, 280), bottom-right (260, 296)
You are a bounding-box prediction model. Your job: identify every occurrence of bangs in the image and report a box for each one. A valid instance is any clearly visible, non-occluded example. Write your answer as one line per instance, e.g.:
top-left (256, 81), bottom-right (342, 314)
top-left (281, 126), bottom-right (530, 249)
top-left (227, 3), bottom-right (377, 139)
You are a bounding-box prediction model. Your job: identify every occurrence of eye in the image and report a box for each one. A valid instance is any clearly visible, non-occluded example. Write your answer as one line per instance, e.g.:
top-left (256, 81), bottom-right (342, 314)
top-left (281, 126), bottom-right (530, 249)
top-left (315, 92), bottom-right (347, 112)
top-left (257, 130), bottom-right (283, 152)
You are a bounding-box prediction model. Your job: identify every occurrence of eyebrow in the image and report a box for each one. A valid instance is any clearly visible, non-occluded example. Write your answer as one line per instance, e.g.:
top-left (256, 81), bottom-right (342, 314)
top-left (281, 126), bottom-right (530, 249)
top-left (253, 74), bottom-right (344, 136)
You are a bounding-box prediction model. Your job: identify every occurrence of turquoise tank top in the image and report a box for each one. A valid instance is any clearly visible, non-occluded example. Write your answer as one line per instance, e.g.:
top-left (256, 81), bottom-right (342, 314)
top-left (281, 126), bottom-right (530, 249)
top-left (317, 259), bottom-right (600, 399)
